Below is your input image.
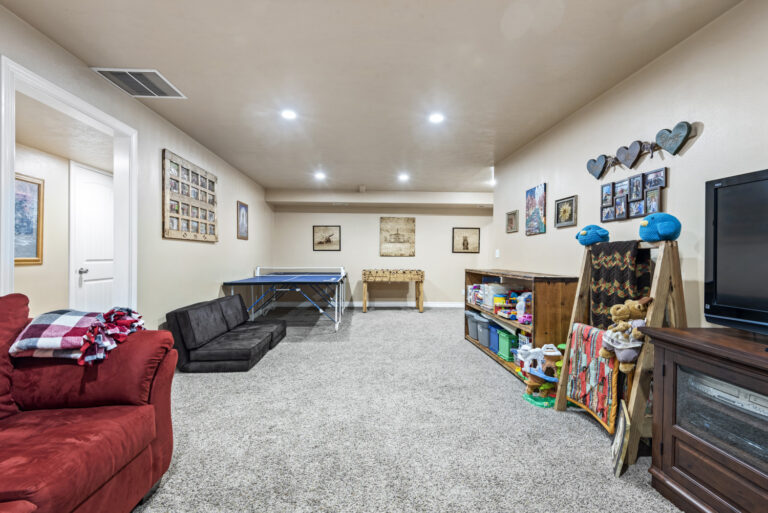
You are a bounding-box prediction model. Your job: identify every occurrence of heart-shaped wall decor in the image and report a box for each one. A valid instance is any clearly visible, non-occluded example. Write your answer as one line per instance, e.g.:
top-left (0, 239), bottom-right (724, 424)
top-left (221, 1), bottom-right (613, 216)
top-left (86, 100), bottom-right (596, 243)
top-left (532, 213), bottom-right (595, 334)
top-left (616, 140), bottom-right (642, 168)
top-left (656, 121), bottom-right (692, 155)
top-left (587, 155), bottom-right (608, 179)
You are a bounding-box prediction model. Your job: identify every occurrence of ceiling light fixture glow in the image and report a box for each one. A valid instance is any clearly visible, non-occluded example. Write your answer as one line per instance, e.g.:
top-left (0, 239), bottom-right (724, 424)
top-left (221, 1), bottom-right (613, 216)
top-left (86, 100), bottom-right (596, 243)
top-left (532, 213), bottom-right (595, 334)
top-left (314, 170), bottom-right (326, 180)
top-left (398, 172), bottom-right (410, 182)
top-left (428, 112), bottom-right (445, 124)
top-left (281, 109), bottom-right (297, 120)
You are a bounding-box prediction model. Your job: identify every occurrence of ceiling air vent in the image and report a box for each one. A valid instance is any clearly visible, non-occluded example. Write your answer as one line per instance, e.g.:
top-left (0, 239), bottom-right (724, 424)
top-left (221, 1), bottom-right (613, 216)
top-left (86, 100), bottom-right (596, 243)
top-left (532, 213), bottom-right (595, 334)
top-left (91, 68), bottom-right (185, 98)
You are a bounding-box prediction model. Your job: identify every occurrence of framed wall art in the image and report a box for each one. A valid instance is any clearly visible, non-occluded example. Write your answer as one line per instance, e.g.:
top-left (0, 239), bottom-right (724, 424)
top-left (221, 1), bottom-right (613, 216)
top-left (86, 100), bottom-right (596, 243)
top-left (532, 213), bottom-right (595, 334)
top-left (313, 225), bottom-right (341, 251)
top-left (629, 174), bottom-right (644, 202)
top-left (555, 195), bottom-right (577, 228)
top-left (14, 174), bottom-right (44, 265)
top-left (506, 210), bottom-right (519, 233)
top-left (163, 149), bottom-right (218, 242)
top-left (380, 216), bottom-right (415, 257)
top-left (615, 195), bottom-right (628, 220)
top-left (645, 187), bottom-right (662, 214)
top-left (237, 201), bottom-right (249, 240)
top-left (525, 183), bottom-right (546, 236)
top-left (452, 227), bottom-right (480, 253)
top-left (644, 167), bottom-right (667, 189)
top-left (601, 182), bottom-right (613, 207)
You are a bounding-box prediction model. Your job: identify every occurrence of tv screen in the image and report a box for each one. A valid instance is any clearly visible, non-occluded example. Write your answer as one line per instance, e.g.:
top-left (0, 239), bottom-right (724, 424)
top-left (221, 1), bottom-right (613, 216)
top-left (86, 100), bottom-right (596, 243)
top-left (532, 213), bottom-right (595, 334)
top-left (705, 169), bottom-right (768, 334)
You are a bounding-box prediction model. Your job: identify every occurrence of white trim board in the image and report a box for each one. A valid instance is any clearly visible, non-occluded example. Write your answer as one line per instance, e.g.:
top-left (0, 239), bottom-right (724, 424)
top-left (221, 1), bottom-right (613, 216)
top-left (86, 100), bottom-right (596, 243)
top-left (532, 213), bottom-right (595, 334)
top-left (270, 301), bottom-right (464, 309)
top-left (0, 56), bottom-right (138, 308)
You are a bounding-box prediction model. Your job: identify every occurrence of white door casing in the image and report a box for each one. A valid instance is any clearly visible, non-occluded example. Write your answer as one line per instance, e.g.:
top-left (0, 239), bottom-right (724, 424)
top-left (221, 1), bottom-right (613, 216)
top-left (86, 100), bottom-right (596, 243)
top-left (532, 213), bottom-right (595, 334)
top-left (69, 162), bottom-right (114, 311)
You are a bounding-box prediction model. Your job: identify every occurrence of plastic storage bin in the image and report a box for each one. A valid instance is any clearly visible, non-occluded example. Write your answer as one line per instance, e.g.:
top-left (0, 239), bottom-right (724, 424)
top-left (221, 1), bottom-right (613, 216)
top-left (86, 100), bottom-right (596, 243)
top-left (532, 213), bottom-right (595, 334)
top-left (497, 329), bottom-right (518, 362)
top-left (489, 325), bottom-right (500, 353)
top-left (465, 310), bottom-right (480, 340)
top-left (476, 317), bottom-right (491, 347)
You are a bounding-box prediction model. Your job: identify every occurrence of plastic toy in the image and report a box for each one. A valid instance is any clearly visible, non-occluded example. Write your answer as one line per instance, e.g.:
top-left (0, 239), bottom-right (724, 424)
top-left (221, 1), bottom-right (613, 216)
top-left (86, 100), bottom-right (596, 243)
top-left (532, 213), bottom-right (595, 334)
top-left (576, 224), bottom-right (609, 246)
top-left (518, 313), bottom-right (533, 324)
top-left (639, 213), bottom-right (681, 242)
top-left (516, 292), bottom-right (532, 319)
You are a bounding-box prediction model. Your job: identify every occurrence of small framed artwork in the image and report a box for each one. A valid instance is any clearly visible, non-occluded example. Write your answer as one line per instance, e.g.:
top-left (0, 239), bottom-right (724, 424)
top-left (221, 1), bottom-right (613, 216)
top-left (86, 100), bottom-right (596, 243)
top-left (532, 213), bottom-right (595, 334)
top-left (645, 187), bottom-right (662, 214)
top-left (614, 179), bottom-right (630, 198)
top-left (313, 225), bottom-right (341, 251)
top-left (180, 182), bottom-right (189, 196)
top-left (601, 182), bottom-right (614, 207)
top-left (629, 174), bottom-right (644, 202)
top-left (506, 210), bottom-right (519, 233)
top-left (452, 227), bottom-right (480, 253)
top-left (191, 187), bottom-right (199, 200)
top-left (14, 174), bottom-right (44, 265)
top-left (615, 195), bottom-right (628, 220)
top-left (525, 183), bottom-right (546, 236)
top-left (629, 200), bottom-right (645, 218)
top-left (180, 167), bottom-right (190, 181)
top-left (601, 206), bottom-right (615, 222)
top-left (555, 195), bottom-right (577, 228)
top-left (191, 172), bottom-right (199, 185)
top-left (237, 201), bottom-right (249, 240)
top-left (169, 200), bottom-right (179, 214)
top-left (644, 167), bottom-right (667, 189)
top-left (169, 162), bottom-right (179, 176)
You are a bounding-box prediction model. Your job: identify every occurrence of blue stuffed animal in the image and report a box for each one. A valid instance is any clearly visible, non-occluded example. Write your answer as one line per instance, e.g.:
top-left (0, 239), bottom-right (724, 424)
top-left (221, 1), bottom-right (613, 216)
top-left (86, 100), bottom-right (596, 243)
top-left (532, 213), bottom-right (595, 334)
top-left (639, 213), bottom-right (681, 242)
top-left (576, 225), bottom-right (609, 246)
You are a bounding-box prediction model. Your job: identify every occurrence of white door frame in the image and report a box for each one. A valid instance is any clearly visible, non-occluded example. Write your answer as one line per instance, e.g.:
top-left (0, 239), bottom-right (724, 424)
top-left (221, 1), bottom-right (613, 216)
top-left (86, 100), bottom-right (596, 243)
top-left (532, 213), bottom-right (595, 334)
top-left (0, 56), bottom-right (138, 308)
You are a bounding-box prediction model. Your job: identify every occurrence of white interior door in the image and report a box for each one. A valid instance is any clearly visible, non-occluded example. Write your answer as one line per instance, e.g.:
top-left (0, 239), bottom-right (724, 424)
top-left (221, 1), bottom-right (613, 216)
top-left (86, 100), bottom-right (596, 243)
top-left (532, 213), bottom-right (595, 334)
top-left (69, 161), bottom-right (114, 311)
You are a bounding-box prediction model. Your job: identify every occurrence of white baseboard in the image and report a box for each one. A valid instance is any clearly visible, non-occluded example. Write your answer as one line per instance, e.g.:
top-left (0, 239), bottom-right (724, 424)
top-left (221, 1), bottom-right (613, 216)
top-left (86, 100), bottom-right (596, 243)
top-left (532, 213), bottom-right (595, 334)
top-left (269, 300), bottom-right (463, 309)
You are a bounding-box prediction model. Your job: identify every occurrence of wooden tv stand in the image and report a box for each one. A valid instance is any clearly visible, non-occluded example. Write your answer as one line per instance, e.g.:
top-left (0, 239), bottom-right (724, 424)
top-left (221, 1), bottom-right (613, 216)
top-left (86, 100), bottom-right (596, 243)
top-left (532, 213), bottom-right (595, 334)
top-left (642, 327), bottom-right (768, 513)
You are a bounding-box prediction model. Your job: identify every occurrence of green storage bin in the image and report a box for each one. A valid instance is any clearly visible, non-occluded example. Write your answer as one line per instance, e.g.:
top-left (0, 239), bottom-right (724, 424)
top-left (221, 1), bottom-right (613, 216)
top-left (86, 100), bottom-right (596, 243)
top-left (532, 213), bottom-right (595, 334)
top-left (497, 329), bottom-right (518, 361)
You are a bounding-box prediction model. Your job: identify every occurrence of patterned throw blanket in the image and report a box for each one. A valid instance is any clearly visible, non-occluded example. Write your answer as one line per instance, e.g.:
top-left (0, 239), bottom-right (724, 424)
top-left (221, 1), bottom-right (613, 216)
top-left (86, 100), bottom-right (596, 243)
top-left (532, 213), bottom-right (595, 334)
top-left (589, 241), bottom-right (651, 329)
top-left (9, 308), bottom-right (144, 365)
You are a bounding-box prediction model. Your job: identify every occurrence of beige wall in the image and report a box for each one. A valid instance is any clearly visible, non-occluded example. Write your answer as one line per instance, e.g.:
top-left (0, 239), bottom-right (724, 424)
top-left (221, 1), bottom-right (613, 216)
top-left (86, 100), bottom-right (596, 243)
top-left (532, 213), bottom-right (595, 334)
top-left (0, 7), bottom-right (274, 328)
top-left (491, 0), bottom-right (768, 328)
top-left (13, 144), bottom-right (68, 315)
top-left (272, 207), bottom-right (492, 305)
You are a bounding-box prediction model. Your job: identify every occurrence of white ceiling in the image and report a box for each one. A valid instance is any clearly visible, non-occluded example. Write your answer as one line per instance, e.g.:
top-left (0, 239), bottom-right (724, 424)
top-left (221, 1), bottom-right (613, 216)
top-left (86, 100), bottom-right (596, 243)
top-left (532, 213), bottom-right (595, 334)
top-left (15, 92), bottom-right (114, 172)
top-left (2, 0), bottom-right (739, 191)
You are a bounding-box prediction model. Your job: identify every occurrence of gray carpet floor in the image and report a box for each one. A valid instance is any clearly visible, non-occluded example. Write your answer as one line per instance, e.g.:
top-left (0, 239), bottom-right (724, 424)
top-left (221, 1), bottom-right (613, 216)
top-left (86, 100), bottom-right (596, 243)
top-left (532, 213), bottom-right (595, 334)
top-left (136, 308), bottom-right (678, 513)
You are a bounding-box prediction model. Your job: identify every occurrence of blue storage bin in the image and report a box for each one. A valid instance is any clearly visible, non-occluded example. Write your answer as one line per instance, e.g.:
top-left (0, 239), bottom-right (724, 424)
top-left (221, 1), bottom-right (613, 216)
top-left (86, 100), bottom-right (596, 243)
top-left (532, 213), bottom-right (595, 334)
top-left (489, 325), bottom-right (500, 354)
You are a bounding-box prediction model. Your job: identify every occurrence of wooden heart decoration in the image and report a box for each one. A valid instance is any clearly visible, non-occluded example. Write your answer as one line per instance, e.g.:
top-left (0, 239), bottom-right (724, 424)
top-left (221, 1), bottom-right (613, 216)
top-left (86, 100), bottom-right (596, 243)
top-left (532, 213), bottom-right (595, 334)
top-left (587, 155), bottom-right (608, 179)
top-left (616, 140), bottom-right (642, 168)
top-left (656, 121), bottom-right (692, 155)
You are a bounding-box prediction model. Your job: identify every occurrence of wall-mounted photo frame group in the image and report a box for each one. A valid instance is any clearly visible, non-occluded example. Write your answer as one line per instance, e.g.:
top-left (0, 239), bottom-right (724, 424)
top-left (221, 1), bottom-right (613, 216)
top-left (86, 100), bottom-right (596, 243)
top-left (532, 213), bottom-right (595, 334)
top-left (380, 216), bottom-right (415, 257)
top-left (313, 225), bottom-right (341, 251)
top-left (506, 210), bottom-right (518, 233)
top-left (163, 149), bottom-right (219, 242)
top-left (452, 227), bottom-right (480, 253)
top-left (555, 195), bottom-right (577, 228)
top-left (14, 173), bottom-right (44, 266)
top-left (601, 167), bottom-right (666, 222)
top-left (237, 201), bottom-right (248, 240)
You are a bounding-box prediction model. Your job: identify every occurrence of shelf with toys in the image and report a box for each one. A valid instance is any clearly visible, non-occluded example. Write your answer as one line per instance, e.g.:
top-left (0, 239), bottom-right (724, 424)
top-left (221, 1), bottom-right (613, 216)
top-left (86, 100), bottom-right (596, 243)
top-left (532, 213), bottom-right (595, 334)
top-left (464, 269), bottom-right (578, 383)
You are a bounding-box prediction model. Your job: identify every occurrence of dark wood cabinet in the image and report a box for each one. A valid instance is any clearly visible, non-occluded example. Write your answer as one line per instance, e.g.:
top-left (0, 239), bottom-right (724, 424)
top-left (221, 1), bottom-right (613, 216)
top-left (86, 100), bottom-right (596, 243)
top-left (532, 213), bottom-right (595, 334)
top-left (642, 328), bottom-right (768, 513)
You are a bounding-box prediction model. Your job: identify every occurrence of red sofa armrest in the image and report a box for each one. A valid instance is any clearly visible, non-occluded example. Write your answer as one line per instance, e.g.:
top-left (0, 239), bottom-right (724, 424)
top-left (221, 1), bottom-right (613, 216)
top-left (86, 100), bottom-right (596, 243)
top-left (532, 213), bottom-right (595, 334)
top-left (11, 330), bottom-right (175, 410)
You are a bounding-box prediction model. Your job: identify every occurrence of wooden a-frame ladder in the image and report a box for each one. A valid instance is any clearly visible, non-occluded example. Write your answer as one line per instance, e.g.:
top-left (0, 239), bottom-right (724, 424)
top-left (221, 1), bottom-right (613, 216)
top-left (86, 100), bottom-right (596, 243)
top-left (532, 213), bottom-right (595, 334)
top-left (554, 240), bottom-right (687, 468)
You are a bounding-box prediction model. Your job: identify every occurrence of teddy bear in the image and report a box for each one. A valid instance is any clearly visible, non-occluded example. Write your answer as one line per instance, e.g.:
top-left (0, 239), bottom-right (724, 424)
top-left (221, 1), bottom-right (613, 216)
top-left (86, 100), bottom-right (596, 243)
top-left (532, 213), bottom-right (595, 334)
top-left (599, 297), bottom-right (653, 373)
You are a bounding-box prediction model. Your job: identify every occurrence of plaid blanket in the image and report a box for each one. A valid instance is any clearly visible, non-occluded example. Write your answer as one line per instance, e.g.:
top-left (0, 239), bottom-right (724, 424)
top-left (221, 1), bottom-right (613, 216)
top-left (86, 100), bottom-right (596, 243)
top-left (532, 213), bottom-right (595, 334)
top-left (9, 308), bottom-right (144, 365)
top-left (589, 241), bottom-right (651, 329)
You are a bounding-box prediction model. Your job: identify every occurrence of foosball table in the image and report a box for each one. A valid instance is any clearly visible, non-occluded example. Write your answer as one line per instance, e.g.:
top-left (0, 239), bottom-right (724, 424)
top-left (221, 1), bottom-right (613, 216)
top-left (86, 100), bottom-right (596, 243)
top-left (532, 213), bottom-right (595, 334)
top-left (362, 269), bottom-right (425, 312)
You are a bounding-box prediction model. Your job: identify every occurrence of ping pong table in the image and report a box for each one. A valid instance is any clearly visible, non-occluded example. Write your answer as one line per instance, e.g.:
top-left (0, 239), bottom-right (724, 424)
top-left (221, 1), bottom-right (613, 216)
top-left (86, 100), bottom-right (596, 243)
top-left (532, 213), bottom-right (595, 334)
top-left (223, 267), bottom-right (347, 331)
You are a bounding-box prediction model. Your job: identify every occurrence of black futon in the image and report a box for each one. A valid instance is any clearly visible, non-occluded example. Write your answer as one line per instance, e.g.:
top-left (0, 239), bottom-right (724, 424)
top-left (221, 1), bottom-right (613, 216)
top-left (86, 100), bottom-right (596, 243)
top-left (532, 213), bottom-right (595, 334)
top-left (166, 295), bottom-right (286, 372)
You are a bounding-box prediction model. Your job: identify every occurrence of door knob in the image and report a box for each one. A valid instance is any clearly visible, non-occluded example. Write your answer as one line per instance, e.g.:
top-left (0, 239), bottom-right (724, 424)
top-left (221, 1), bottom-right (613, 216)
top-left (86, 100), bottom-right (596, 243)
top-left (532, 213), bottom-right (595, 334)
top-left (78, 268), bottom-right (89, 274)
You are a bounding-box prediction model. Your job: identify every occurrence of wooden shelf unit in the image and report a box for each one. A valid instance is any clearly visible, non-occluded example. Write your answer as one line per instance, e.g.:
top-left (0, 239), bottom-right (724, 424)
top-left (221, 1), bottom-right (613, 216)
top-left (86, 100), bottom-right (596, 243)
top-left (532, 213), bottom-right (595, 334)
top-left (464, 269), bottom-right (577, 379)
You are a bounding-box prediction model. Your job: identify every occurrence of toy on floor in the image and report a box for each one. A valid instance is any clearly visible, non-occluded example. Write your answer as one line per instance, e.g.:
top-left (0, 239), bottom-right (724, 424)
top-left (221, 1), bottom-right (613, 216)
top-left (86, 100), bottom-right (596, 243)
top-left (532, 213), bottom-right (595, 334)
top-left (522, 344), bottom-right (563, 398)
top-left (639, 213), bottom-right (681, 242)
top-left (600, 297), bottom-right (653, 373)
top-left (576, 224), bottom-right (610, 246)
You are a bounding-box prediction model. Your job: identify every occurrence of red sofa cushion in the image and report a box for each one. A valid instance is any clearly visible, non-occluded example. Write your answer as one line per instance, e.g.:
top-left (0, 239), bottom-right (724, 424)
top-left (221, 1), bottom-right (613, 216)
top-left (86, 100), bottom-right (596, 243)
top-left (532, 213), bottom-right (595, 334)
top-left (0, 405), bottom-right (155, 513)
top-left (0, 294), bottom-right (29, 420)
top-left (11, 330), bottom-right (174, 410)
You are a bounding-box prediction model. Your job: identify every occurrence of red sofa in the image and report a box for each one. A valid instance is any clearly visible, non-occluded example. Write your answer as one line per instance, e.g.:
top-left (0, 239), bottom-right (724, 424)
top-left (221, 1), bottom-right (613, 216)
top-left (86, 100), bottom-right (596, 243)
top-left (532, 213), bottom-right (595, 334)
top-left (0, 294), bottom-right (177, 513)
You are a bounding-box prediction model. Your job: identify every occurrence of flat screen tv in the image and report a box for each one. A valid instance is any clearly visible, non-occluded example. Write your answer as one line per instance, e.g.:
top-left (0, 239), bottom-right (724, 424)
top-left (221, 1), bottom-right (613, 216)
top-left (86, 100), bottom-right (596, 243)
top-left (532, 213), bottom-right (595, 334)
top-left (705, 169), bottom-right (768, 335)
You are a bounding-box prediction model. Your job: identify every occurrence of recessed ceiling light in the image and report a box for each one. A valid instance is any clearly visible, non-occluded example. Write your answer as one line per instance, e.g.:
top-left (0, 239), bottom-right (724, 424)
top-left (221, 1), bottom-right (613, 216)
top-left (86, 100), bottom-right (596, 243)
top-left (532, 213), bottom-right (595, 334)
top-left (314, 170), bottom-right (326, 180)
top-left (428, 112), bottom-right (445, 124)
top-left (281, 109), bottom-right (297, 120)
top-left (398, 172), bottom-right (410, 182)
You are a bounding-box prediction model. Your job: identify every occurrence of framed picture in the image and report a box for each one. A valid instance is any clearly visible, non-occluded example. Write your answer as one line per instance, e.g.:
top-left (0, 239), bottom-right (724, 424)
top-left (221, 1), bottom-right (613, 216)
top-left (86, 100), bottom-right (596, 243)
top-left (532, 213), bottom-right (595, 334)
top-left (614, 179), bottom-right (630, 198)
top-left (506, 210), bottom-right (518, 233)
top-left (163, 149), bottom-right (218, 242)
top-left (555, 195), bottom-right (577, 228)
top-left (629, 199), bottom-right (646, 218)
top-left (313, 225), bottom-right (341, 251)
top-left (380, 216), bottom-right (415, 256)
top-left (237, 201), bottom-right (249, 240)
top-left (644, 167), bottom-right (667, 189)
top-left (645, 187), bottom-right (662, 214)
top-left (601, 206), bottom-right (615, 222)
top-left (14, 174), bottom-right (44, 265)
top-left (525, 183), bottom-right (546, 236)
top-left (615, 195), bottom-right (628, 220)
top-left (452, 227), bottom-right (480, 253)
top-left (629, 174), bottom-right (644, 202)
top-left (601, 182), bottom-right (614, 207)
